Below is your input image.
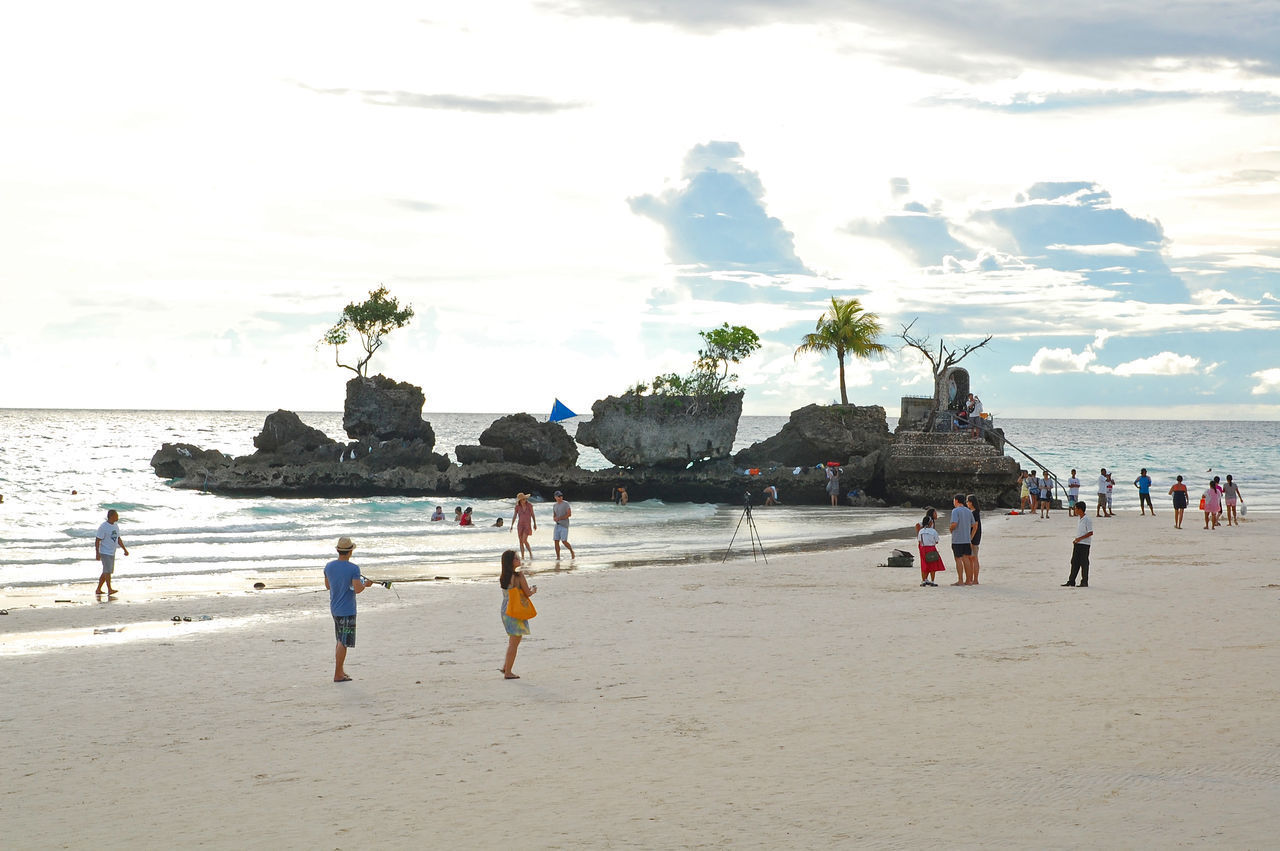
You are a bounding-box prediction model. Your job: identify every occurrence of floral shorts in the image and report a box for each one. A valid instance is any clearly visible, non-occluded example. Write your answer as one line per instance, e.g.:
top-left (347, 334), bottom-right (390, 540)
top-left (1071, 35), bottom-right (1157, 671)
top-left (333, 615), bottom-right (357, 648)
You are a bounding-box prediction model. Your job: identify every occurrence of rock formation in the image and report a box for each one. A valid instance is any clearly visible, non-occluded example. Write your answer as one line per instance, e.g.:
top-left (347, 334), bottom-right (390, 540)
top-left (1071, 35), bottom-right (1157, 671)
top-left (253, 410), bottom-right (333, 453)
top-left (149, 378), bottom-right (1022, 507)
top-left (455, 444), bottom-right (504, 465)
top-left (574, 391), bottom-right (743, 469)
top-left (343, 374), bottom-right (435, 445)
top-left (734, 404), bottom-right (891, 467)
top-left (882, 431), bottom-right (1021, 507)
top-left (479, 413), bottom-right (578, 468)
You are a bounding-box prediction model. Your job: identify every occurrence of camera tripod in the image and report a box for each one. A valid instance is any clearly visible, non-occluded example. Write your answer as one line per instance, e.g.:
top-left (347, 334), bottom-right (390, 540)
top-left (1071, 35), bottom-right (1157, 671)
top-left (722, 491), bottom-right (767, 563)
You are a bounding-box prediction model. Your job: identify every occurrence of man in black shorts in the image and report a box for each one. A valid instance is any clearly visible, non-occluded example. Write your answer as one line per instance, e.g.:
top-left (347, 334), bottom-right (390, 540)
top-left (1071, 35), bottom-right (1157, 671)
top-left (948, 493), bottom-right (978, 585)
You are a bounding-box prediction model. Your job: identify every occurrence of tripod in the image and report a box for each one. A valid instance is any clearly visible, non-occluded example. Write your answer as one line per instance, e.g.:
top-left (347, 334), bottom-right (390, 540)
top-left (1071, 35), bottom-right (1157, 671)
top-left (723, 491), bottom-right (767, 563)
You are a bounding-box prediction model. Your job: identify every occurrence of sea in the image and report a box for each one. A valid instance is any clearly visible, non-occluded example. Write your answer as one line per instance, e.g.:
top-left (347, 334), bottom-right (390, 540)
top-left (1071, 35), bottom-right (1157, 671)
top-left (1, 410), bottom-right (1277, 599)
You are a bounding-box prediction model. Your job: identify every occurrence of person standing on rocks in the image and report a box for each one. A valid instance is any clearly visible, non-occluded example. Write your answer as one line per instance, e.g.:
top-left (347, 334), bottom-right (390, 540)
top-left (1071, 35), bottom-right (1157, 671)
top-left (551, 490), bottom-right (575, 560)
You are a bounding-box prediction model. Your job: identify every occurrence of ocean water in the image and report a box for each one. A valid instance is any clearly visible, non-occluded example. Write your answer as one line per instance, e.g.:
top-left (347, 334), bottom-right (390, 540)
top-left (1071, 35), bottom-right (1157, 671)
top-left (1, 410), bottom-right (1275, 596)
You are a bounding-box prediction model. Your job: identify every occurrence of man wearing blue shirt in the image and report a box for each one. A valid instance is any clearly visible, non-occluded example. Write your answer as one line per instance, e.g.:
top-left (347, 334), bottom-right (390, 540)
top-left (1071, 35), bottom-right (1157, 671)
top-left (1133, 468), bottom-right (1155, 516)
top-left (949, 493), bottom-right (978, 585)
top-left (324, 536), bottom-right (371, 683)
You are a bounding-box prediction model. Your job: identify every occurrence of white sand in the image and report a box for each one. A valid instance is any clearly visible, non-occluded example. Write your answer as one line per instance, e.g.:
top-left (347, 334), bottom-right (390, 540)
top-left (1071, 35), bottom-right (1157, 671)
top-left (2, 509), bottom-right (1277, 848)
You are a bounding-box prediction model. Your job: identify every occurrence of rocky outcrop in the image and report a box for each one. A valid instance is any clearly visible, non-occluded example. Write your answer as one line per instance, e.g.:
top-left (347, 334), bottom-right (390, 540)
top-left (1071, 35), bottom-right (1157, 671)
top-left (456, 444), bottom-right (504, 465)
top-left (734, 404), bottom-right (892, 467)
top-left (882, 431), bottom-right (1021, 507)
top-left (151, 403), bottom-right (450, 496)
top-left (343, 374), bottom-right (435, 445)
top-left (151, 443), bottom-right (233, 479)
top-left (479, 413), bottom-right (578, 468)
top-left (253, 410), bottom-right (333, 453)
top-left (574, 391), bottom-right (743, 469)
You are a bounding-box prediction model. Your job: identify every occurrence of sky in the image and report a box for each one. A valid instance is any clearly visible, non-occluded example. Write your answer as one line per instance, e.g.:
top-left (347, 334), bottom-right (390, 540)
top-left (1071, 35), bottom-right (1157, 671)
top-left (3, 1), bottom-right (1280, 420)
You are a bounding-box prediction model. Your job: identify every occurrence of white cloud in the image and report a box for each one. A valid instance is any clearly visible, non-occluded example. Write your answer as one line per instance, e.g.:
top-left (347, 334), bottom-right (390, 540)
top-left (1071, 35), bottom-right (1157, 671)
top-left (1046, 243), bottom-right (1144, 256)
top-left (1250, 367), bottom-right (1280, 394)
top-left (1010, 346), bottom-right (1098, 374)
top-left (1108, 352), bottom-right (1202, 376)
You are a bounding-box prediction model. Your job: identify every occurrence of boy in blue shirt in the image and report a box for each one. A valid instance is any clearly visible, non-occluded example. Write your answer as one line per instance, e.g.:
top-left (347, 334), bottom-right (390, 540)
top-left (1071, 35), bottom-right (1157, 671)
top-left (324, 536), bottom-right (372, 682)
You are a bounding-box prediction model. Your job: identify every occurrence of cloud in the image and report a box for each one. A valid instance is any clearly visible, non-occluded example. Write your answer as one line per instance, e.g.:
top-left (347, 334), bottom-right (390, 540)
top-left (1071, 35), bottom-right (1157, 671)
top-left (1107, 351), bottom-right (1204, 376)
top-left (1045, 243), bottom-right (1144, 256)
top-left (846, 205), bottom-right (968, 266)
top-left (1009, 334), bottom-right (1211, 378)
top-left (1250, 367), bottom-right (1280, 394)
top-left (923, 89), bottom-right (1280, 114)
top-left (543, 1), bottom-right (1280, 76)
top-left (970, 182), bottom-right (1189, 303)
top-left (1010, 345), bottom-right (1098, 374)
top-left (389, 199), bottom-right (444, 213)
top-left (629, 141), bottom-right (812, 278)
top-left (297, 83), bottom-right (582, 114)
top-left (851, 180), bottom-right (1191, 302)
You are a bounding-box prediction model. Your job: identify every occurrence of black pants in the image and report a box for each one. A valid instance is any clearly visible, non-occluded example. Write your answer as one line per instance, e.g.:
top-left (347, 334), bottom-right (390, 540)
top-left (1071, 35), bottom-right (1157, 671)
top-left (1067, 543), bottom-right (1091, 586)
top-left (1139, 493), bottom-right (1154, 511)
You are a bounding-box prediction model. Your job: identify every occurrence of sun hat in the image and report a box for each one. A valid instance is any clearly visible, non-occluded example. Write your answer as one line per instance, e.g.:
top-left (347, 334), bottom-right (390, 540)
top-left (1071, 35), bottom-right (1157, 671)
top-left (336, 536), bottom-right (356, 551)
top-left (516, 492), bottom-right (528, 502)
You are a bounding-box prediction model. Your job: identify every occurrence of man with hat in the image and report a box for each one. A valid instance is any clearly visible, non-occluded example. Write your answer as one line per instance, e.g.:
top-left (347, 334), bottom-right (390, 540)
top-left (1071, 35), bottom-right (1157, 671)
top-left (551, 490), bottom-right (575, 560)
top-left (324, 536), bottom-right (371, 682)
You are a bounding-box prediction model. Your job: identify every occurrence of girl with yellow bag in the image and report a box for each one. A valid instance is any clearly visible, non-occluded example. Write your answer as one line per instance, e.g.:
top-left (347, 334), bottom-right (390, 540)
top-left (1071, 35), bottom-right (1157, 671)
top-left (500, 549), bottom-right (538, 679)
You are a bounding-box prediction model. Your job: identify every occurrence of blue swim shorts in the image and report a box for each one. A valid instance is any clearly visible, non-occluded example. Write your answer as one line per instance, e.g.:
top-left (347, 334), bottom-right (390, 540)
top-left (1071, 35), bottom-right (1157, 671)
top-left (333, 614), bottom-right (357, 648)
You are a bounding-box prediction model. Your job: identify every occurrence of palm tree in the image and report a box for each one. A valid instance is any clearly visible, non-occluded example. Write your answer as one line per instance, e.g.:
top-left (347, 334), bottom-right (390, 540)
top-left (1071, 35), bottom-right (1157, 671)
top-left (794, 296), bottom-right (886, 405)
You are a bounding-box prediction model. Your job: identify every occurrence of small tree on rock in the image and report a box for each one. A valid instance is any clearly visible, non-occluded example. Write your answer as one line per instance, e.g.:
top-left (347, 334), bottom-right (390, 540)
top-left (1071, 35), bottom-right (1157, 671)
top-left (695, 323), bottom-right (761, 395)
top-left (897, 318), bottom-right (993, 405)
top-left (629, 323), bottom-right (761, 409)
top-left (321, 286), bottom-right (415, 378)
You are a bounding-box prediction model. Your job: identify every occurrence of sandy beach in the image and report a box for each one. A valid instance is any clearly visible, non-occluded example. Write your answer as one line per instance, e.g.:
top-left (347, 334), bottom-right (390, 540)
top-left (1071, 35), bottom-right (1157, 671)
top-left (2, 508), bottom-right (1277, 848)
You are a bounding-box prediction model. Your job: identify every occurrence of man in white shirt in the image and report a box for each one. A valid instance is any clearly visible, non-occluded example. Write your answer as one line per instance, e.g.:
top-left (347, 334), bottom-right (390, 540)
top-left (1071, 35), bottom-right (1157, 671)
top-left (1095, 469), bottom-right (1109, 517)
top-left (1062, 501), bottom-right (1094, 587)
top-left (94, 509), bottom-right (129, 595)
top-left (1067, 470), bottom-right (1081, 510)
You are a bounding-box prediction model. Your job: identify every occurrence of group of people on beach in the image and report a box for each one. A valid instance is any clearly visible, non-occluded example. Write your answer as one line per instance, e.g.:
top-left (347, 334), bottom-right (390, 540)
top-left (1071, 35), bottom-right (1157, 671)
top-left (914, 493), bottom-right (983, 587)
top-left (1018, 467), bottom-right (1246, 531)
top-left (916, 465), bottom-right (1250, 593)
top-left (322, 491), bottom-right (578, 682)
top-left (509, 491), bottom-right (575, 561)
top-left (1085, 467), bottom-right (1244, 531)
top-left (914, 491), bottom-right (1097, 589)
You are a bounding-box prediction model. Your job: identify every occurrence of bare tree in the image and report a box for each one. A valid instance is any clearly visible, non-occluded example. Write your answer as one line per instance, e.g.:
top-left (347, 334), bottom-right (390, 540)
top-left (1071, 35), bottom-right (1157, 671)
top-left (897, 318), bottom-right (993, 406)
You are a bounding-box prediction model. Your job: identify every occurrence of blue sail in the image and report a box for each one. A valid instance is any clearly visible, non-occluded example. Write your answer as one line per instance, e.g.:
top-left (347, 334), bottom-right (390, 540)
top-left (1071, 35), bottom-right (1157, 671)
top-left (549, 398), bottom-right (577, 422)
